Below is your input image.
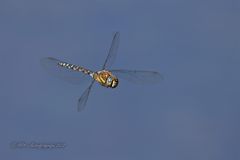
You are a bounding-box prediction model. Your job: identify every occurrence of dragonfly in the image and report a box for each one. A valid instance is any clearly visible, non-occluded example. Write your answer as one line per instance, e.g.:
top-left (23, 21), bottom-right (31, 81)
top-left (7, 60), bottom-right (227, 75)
top-left (41, 32), bottom-right (163, 112)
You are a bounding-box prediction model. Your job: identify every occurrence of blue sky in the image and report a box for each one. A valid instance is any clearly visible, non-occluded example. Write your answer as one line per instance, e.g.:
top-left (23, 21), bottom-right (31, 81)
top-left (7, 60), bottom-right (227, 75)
top-left (0, 0), bottom-right (240, 159)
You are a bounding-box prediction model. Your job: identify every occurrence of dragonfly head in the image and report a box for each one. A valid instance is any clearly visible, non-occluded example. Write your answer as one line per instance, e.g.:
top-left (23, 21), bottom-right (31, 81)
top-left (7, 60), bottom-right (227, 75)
top-left (111, 78), bottom-right (118, 88)
top-left (107, 76), bottom-right (118, 88)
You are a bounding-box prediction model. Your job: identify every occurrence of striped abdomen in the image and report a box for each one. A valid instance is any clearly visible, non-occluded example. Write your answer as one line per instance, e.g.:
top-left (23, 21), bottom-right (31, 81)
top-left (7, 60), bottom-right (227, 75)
top-left (58, 61), bottom-right (94, 76)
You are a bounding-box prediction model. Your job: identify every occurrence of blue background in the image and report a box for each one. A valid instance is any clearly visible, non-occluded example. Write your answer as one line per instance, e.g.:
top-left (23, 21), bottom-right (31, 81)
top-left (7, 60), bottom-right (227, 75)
top-left (0, 0), bottom-right (240, 159)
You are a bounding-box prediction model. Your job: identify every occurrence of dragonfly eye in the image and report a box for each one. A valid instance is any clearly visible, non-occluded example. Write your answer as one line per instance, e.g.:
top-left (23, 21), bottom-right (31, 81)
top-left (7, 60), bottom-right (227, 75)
top-left (107, 77), bottom-right (112, 83)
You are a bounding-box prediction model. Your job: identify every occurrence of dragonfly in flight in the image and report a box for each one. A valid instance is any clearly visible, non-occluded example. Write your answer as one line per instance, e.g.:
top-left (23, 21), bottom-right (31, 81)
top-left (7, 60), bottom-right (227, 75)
top-left (41, 32), bottom-right (163, 111)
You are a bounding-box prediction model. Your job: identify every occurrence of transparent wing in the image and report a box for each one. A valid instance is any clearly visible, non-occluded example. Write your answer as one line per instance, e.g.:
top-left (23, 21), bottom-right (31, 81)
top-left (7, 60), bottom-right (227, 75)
top-left (41, 57), bottom-right (90, 85)
top-left (102, 32), bottom-right (120, 69)
top-left (110, 69), bottom-right (164, 84)
top-left (77, 80), bottom-right (95, 112)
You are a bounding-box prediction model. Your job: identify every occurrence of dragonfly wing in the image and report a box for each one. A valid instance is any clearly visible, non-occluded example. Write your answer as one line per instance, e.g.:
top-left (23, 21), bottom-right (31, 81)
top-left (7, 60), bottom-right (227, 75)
top-left (110, 69), bottom-right (164, 84)
top-left (41, 57), bottom-right (90, 85)
top-left (77, 80), bottom-right (95, 112)
top-left (102, 32), bottom-right (120, 69)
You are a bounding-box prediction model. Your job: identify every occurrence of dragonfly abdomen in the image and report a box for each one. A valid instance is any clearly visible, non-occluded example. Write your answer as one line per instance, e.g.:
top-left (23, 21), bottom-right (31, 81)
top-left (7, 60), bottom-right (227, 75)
top-left (58, 61), bottom-right (93, 76)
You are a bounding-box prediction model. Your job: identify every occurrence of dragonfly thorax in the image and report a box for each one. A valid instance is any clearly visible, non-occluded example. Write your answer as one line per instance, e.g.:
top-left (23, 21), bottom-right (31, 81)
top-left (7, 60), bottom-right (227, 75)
top-left (93, 70), bottom-right (118, 88)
